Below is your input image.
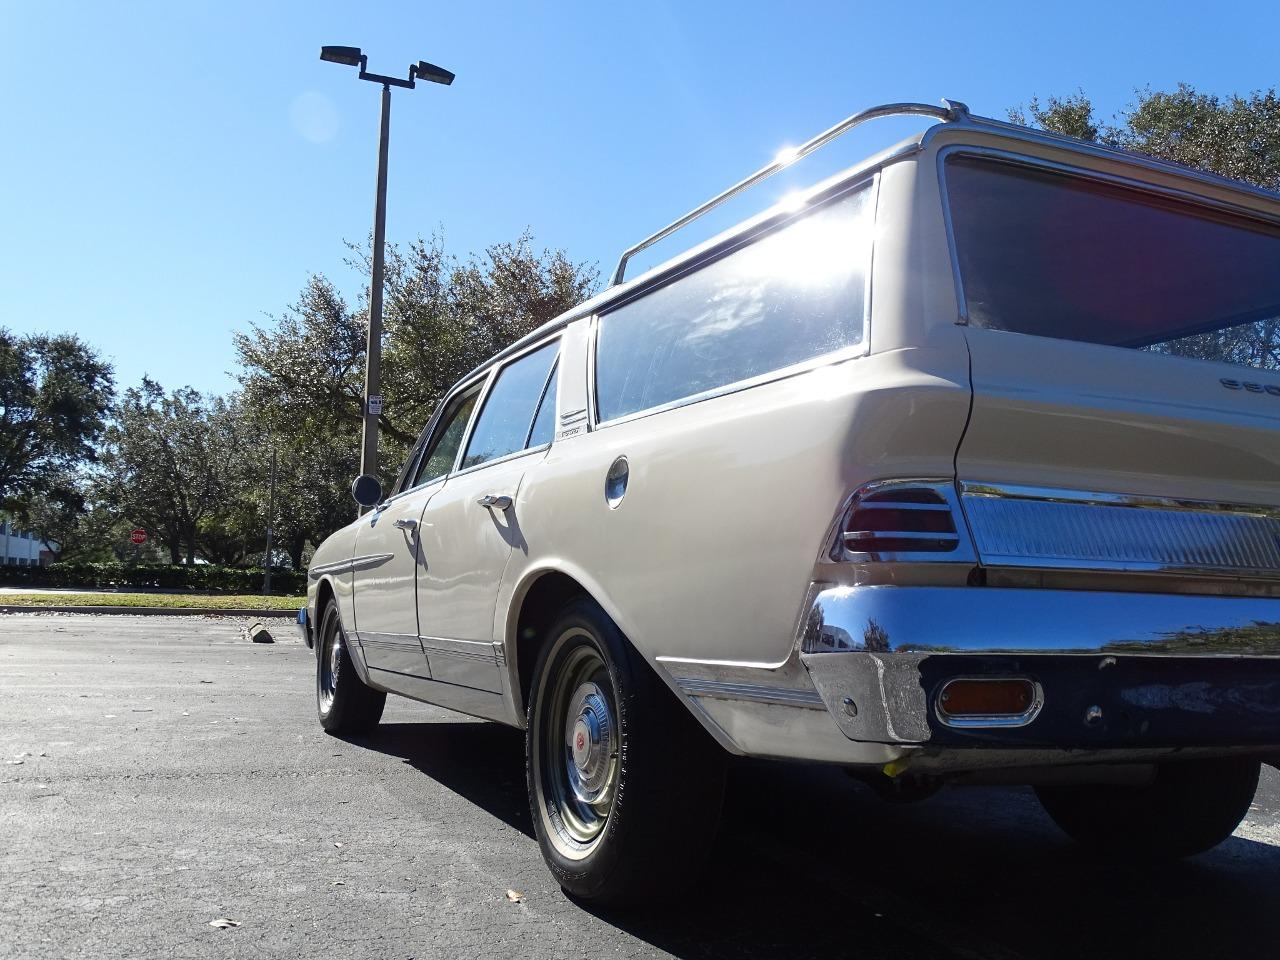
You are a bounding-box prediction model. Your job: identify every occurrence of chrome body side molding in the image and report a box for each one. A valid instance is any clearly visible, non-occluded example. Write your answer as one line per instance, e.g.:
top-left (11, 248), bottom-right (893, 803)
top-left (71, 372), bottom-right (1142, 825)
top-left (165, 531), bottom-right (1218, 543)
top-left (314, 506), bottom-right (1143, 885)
top-left (674, 677), bottom-right (826, 709)
top-left (308, 553), bottom-right (395, 580)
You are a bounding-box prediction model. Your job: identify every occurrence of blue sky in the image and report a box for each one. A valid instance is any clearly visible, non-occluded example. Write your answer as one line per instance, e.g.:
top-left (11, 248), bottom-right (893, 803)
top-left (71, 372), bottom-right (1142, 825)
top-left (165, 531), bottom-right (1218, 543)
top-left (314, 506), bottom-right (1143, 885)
top-left (4, 0), bottom-right (1280, 396)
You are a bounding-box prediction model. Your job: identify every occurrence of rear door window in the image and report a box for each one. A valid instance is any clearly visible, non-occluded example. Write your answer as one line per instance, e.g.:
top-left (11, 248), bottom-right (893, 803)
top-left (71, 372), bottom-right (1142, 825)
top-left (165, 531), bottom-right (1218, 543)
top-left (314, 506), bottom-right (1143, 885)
top-left (461, 341), bottom-right (559, 470)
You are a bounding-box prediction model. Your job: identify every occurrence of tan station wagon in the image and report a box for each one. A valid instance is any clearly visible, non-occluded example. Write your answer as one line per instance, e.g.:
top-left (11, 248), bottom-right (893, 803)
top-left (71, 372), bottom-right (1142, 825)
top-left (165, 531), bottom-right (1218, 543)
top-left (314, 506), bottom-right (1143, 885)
top-left (301, 99), bottom-right (1280, 903)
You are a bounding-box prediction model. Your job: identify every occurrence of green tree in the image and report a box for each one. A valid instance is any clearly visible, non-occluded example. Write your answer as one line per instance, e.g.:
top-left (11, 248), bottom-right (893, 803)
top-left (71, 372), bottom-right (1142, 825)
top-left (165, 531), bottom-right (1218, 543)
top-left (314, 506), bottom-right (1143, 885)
top-left (234, 231), bottom-right (598, 547)
top-left (0, 329), bottom-right (114, 507)
top-left (99, 379), bottom-right (245, 564)
top-left (1010, 85), bottom-right (1280, 189)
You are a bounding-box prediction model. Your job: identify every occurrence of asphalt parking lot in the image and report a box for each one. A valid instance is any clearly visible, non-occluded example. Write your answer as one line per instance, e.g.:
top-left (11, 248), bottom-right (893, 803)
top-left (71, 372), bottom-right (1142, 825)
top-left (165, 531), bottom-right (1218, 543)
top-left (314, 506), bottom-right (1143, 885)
top-left (3, 614), bottom-right (1279, 960)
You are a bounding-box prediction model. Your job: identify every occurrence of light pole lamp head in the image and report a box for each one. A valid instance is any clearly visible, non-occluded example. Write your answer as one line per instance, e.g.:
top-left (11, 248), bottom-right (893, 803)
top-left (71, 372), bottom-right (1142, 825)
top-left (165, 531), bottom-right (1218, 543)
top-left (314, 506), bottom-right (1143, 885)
top-left (412, 60), bottom-right (455, 86)
top-left (320, 45), bottom-right (364, 67)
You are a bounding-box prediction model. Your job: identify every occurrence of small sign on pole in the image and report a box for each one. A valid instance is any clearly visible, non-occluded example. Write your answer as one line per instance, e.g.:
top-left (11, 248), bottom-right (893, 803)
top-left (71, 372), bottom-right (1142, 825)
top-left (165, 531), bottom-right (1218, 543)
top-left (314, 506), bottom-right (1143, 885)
top-left (130, 528), bottom-right (147, 546)
top-left (367, 395), bottom-right (383, 416)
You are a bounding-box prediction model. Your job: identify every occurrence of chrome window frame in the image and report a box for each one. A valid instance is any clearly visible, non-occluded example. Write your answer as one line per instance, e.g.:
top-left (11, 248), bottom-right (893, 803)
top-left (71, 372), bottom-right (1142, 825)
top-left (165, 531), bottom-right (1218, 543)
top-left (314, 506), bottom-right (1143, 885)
top-left (588, 173), bottom-right (880, 431)
top-left (936, 144), bottom-right (1280, 327)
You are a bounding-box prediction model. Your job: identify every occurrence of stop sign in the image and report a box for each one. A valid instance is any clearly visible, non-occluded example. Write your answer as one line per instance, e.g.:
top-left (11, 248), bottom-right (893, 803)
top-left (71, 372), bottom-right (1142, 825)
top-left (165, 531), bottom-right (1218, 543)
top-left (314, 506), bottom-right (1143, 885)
top-left (130, 529), bottom-right (147, 546)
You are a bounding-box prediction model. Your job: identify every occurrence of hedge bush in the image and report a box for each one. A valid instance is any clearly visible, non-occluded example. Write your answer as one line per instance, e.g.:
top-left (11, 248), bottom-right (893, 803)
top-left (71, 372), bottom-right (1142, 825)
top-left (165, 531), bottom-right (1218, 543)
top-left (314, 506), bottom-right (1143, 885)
top-left (0, 561), bottom-right (306, 596)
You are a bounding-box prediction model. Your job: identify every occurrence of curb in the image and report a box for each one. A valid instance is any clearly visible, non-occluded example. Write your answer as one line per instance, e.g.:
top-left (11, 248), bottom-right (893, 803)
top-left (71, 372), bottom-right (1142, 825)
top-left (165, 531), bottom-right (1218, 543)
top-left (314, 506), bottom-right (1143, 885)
top-left (0, 604), bottom-right (297, 618)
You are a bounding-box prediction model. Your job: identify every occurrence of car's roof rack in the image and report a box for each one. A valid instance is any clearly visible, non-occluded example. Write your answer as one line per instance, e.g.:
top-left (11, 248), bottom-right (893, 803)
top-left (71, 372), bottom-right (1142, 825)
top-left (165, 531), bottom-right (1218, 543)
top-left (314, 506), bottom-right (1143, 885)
top-left (609, 98), bottom-right (970, 286)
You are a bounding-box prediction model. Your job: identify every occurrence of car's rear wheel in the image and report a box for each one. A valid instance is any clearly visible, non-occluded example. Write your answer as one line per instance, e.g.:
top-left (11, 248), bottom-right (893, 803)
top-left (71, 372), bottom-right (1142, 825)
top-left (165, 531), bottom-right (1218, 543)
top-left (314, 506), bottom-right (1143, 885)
top-left (316, 600), bottom-right (385, 735)
top-left (526, 598), bottom-right (726, 904)
top-left (1036, 757), bottom-right (1260, 858)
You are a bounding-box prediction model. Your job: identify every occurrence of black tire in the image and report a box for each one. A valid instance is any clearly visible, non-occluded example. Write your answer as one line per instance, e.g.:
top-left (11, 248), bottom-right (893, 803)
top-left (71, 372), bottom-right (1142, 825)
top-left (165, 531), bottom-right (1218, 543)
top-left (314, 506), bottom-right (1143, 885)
top-left (316, 600), bottom-right (385, 735)
top-left (1036, 757), bottom-right (1261, 859)
top-left (526, 598), bottom-right (726, 904)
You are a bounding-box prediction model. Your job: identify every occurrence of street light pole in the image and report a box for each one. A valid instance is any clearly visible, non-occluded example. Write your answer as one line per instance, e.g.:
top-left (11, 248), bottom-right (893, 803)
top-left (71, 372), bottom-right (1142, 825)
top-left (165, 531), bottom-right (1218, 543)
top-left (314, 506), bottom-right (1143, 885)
top-left (319, 47), bottom-right (455, 497)
top-left (362, 83), bottom-right (391, 481)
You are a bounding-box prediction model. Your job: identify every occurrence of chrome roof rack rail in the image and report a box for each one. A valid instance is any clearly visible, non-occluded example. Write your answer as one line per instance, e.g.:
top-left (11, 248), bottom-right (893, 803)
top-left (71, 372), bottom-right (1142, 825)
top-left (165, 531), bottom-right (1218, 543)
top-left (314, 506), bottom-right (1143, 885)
top-left (609, 98), bottom-right (970, 286)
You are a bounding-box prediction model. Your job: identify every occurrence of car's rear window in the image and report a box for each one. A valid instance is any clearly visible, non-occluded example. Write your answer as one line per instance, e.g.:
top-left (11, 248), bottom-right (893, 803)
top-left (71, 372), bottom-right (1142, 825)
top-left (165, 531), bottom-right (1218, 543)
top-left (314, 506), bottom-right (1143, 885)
top-left (594, 183), bottom-right (874, 423)
top-left (945, 153), bottom-right (1280, 370)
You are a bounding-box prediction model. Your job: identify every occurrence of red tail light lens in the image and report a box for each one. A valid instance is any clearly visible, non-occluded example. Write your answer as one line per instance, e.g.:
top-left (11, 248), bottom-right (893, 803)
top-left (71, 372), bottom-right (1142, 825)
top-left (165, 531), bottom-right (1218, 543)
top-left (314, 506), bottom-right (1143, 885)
top-left (843, 486), bottom-right (960, 555)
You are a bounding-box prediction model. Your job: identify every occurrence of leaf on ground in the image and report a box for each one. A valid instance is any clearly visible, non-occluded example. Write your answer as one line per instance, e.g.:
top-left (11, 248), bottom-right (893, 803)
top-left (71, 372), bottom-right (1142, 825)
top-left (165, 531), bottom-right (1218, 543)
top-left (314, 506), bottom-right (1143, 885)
top-left (333, 841), bottom-right (344, 848)
top-left (331, 880), bottom-right (346, 886)
top-left (208, 918), bottom-right (241, 929)
top-left (505, 889), bottom-right (525, 903)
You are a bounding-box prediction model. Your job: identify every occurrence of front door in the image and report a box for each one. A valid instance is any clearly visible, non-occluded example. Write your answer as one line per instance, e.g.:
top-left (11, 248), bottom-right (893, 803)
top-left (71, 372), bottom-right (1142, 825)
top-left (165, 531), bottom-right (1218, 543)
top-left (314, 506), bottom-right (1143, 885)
top-left (351, 385), bottom-right (482, 682)
top-left (417, 338), bottom-right (559, 693)
top-left (351, 490), bottom-right (434, 677)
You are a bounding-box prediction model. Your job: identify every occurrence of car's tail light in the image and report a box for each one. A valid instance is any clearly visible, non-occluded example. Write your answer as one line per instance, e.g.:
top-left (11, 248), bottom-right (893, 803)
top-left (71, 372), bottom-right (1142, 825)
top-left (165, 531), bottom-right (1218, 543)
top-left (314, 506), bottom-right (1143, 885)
top-left (841, 484), bottom-right (961, 556)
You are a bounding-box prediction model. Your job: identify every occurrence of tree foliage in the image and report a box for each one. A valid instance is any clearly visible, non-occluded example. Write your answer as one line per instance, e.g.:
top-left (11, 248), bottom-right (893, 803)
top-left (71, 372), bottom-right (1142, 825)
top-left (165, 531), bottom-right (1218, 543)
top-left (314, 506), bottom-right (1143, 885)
top-left (0, 329), bottom-right (114, 507)
top-left (99, 379), bottom-right (246, 564)
top-left (235, 232), bottom-right (598, 489)
top-left (1009, 84), bottom-right (1280, 190)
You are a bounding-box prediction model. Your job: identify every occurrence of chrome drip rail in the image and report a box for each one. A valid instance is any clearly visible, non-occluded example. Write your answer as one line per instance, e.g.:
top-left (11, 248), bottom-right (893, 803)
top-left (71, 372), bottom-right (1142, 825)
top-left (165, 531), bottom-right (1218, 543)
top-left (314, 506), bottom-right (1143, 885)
top-left (609, 98), bottom-right (970, 286)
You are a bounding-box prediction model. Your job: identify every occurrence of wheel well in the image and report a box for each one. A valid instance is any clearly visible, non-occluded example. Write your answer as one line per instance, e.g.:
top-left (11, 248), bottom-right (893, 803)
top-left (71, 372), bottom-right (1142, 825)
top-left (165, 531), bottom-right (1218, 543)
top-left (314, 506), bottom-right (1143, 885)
top-left (514, 571), bottom-right (589, 710)
top-left (315, 579), bottom-right (336, 648)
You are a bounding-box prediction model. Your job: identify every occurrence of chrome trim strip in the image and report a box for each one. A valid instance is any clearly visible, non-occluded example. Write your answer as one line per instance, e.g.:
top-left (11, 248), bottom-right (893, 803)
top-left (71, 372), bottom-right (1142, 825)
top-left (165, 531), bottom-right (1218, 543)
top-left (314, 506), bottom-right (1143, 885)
top-left (420, 636), bottom-right (498, 663)
top-left (308, 553), bottom-right (395, 580)
top-left (801, 584), bottom-right (1280, 657)
top-left (963, 482), bottom-right (1280, 519)
top-left (609, 100), bottom-right (964, 285)
top-left (358, 631), bottom-right (423, 648)
top-left (675, 677), bottom-right (826, 709)
top-left (959, 483), bottom-right (1280, 579)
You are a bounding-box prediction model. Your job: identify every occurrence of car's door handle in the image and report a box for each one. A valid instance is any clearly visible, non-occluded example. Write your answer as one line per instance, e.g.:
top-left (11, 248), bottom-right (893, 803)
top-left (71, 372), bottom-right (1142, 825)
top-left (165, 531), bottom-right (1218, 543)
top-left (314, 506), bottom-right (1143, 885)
top-left (393, 518), bottom-right (418, 531)
top-left (477, 494), bottom-right (513, 511)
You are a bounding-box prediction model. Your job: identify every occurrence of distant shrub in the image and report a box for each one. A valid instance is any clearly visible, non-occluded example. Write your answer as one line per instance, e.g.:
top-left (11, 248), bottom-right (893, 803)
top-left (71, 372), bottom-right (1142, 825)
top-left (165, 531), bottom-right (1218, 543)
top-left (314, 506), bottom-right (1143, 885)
top-left (0, 562), bottom-right (305, 596)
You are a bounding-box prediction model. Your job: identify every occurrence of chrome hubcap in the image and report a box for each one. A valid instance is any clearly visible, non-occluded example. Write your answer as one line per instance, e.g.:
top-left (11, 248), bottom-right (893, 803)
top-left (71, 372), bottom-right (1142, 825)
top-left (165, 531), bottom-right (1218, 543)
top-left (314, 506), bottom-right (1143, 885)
top-left (540, 637), bottom-right (619, 850)
top-left (565, 684), bottom-right (614, 805)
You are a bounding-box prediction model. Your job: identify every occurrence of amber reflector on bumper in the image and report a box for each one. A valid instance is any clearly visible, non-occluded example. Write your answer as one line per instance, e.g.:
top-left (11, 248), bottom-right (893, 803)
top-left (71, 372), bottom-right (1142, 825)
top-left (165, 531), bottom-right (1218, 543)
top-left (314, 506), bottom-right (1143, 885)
top-left (936, 678), bottom-right (1041, 727)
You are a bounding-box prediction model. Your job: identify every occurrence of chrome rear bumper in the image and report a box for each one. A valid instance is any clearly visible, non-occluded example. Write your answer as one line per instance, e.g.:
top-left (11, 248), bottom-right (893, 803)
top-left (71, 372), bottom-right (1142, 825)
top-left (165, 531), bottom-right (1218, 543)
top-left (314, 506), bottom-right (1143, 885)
top-left (801, 585), bottom-right (1280, 751)
top-left (665, 585), bottom-right (1280, 768)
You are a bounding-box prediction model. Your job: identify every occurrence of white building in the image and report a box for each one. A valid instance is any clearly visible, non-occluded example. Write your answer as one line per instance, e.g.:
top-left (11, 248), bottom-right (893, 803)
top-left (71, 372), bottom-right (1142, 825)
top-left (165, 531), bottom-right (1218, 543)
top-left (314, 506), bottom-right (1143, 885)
top-left (0, 517), bottom-right (57, 567)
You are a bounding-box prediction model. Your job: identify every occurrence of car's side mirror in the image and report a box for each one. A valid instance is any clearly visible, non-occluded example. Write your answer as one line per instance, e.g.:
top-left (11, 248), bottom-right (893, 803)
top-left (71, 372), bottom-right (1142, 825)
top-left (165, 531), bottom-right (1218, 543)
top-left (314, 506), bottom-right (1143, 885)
top-left (350, 474), bottom-right (383, 508)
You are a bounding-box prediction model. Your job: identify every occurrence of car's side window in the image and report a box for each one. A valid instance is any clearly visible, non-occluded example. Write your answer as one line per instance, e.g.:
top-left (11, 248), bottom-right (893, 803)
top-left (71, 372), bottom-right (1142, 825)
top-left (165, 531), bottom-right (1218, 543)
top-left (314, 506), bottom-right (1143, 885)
top-left (594, 183), bottom-right (874, 422)
top-left (461, 340), bottom-right (559, 470)
top-left (413, 389), bottom-right (479, 488)
top-left (527, 360), bottom-right (559, 448)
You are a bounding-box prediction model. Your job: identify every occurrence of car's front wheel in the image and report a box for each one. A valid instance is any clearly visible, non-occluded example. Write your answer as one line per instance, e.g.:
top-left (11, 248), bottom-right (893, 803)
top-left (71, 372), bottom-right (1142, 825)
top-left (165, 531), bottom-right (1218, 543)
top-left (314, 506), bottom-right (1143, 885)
top-left (316, 600), bottom-right (385, 735)
top-left (1036, 757), bottom-right (1260, 858)
top-left (526, 598), bottom-right (726, 904)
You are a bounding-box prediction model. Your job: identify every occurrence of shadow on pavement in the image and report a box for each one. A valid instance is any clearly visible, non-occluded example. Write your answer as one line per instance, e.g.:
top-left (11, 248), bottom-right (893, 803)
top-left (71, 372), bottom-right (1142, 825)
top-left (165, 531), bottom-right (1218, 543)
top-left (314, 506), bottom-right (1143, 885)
top-left (364, 721), bottom-right (533, 837)
top-left (358, 722), bottom-right (1280, 960)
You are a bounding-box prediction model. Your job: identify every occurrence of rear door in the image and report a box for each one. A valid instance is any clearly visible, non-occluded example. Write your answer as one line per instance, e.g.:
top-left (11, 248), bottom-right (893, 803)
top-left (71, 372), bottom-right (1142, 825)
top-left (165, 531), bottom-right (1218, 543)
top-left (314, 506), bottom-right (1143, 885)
top-left (944, 150), bottom-right (1280, 577)
top-left (416, 338), bottom-right (560, 692)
